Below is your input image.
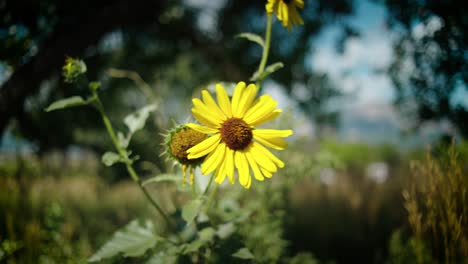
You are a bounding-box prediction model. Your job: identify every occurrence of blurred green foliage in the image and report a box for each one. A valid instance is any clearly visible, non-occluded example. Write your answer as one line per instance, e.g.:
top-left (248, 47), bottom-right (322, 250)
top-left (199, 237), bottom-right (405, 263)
top-left (4, 140), bottom-right (467, 263)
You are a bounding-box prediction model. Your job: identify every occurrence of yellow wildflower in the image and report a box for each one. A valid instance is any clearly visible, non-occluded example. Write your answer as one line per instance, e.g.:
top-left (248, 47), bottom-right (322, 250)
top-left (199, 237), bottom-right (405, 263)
top-left (186, 82), bottom-right (293, 188)
top-left (266, 0), bottom-right (304, 30)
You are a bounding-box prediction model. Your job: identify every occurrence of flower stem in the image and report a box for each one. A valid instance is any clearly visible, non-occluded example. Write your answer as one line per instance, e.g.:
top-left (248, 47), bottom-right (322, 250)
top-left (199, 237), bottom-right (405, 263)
top-left (203, 173), bottom-right (215, 196)
top-left (205, 183), bottom-right (218, 212)
top-left (92, 92), bottom-right (174, 231)
top-left (256, 14), bottom-right (273, 90)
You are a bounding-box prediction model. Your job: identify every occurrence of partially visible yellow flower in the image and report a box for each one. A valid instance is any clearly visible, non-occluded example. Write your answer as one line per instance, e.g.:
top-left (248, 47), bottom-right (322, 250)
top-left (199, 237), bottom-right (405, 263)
top-left (164, 125), bottom-right (207, 185)
top-left (266, 0), bottom-right (304, 31)
top-left (186, 82), bottom-right (293, 189)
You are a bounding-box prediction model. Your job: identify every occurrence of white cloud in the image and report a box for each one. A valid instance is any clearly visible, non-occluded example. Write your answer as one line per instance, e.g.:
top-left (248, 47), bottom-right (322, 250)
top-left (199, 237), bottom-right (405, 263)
top-left (310, 8), bottom-right (394, 105)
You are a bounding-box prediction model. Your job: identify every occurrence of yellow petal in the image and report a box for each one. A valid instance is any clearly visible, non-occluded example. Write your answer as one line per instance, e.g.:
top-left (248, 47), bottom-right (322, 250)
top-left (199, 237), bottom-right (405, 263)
top-left (294, 0), bottom-right (304, 9)
top-left (290, 5), bottom-right (304, 26)
top-left (243, 95), bottom-right (278, 125)
top-left (201, 143), bottom-right (226, 175)
top-left (216, 84), bottom-right (232, 118)
top-left (235, 151), bottom-right (251, 188)
top-left (261, 167), bottom-right (273, 178)
top-left (187, 134), bottom-right (221, 159)
top-left (265, 0), bottom-right (275, 13)
top-left (277, 2), bottom-right (284, 20)
top-left (254, 129), bottom-right (293, 138)
top-left (249, 109), bottom-right (282, 127)
top-left (202, 90), bottom-right (226, 120)
top-left (192, 98), bottom-right (224, 124)
top-left (192, 109), bottom-right (222, 128)
top-left (253, 129), bottom-right (292, 150)
top-left (231, 82), bottom-right (246, 117)
top-left (245, 150), bottom-right (264, 181)
top-left (254, 135), bottom-right (288, 150)
top-left (250, 142), bottom-right (277, 172)
top-left (225, 147), bottom-right (235, 184)
top-left (281, 2), bottom-right (289, 25)
top-left (215, 156), bottom-right (227, 184)
top-left (236, 83), bottom-right (257, 118)
top-left (245, 171), bottom-right (252, 188)
top-left (186, 123), bottom-right (218, 134)
top-left (254, 142), bottom-right (285, 168)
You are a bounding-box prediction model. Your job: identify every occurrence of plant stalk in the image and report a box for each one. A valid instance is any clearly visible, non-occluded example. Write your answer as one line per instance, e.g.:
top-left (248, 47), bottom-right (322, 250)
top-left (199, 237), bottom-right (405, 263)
top-left (256, 14), bottom-right (273, 90)
top-left (93, 93), bottom-right (174, 231)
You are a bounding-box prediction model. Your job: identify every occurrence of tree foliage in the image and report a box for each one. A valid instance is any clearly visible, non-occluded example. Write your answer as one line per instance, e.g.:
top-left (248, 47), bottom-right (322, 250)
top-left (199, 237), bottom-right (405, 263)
top-left (383, 0), bottom-right (468, 137)
top-left (0, 0), bottom-right (353, 154)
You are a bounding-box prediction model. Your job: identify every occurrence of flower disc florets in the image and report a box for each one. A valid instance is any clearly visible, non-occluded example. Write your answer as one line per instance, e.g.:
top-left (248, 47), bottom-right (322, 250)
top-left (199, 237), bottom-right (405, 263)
top-left (220, 118), bottom-right (252, 150)
top-left (169, 127), bottom-right (207, 165)
top-left (164, 125), bottom-right (208, 185)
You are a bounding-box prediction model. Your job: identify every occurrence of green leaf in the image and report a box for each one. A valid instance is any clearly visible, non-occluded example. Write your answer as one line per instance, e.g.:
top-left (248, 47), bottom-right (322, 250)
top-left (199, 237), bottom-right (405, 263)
top-left (217, 222), bottom-right (236, 239)
top-left (232, 248), bottom-right (254, 260)
top-left (181, 198), bottom-right (204, 225)
top-left (88, 219), bottom-right (159, 262)
top-left (146, 252), bottom-right (178, 264)
top-left (236, 32), bottom-right (264, 47)
top-left (142, 174), bottom-right (181, 186)
top-left (250, 62), bottom-right (284, 81)
top-left (101, 151), bottom-right (122, 166)
top-left (45, 96), bottom-right (88, 112)
top-left (182, 240), bottom-right (205, 254)
top-left (117, 132), bottom-right (130, 148)
top-left (124, 104), bottom-right (157, 134)
top-left (198, 227), bottom-right (216, 243)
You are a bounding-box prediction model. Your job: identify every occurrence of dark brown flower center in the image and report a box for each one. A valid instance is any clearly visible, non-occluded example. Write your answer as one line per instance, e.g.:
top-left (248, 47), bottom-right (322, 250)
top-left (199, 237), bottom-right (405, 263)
top-left (170, 128), bottom-right (207, 164)
top-left (220, 118), bottom-right (253, 150)
top-left (283, 0), bottom-right (293, 4)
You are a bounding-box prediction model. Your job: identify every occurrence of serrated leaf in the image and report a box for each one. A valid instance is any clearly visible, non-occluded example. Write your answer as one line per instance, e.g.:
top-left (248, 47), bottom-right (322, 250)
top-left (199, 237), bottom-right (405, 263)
top-left (142, 174), bottom-right (181, 186)
top-left (236, 32), bottom-right (264, 47)
top-left (88, 219), bottom-right (159, 262)
top-left (181, 198), bottom-right (204, 225)
top-left (232, 248), bottom-right (254, 260)
top-left (124, 104), bottom-right (157, 134)
top-left (45, 96), bottom-right (88, 112)
top-left (101, 151), bottom-right (122, 166)
top-left (250, 62), bottom-right (284, 81)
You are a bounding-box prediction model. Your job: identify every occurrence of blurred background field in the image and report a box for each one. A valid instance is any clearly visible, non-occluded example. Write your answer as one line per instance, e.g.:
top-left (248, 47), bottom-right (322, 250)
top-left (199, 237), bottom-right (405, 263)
top-left (1, 0), bottom-right (467, 263)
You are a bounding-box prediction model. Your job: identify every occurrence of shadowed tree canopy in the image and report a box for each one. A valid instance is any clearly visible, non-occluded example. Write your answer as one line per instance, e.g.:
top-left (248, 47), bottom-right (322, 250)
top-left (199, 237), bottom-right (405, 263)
top-left (382, 0), bottom-right (468, 137)
top-left (0, 0), bottom-right (354, 155)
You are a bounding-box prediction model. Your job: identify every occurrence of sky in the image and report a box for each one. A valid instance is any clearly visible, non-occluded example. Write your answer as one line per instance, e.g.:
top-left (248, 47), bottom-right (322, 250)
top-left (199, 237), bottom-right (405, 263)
top-left (262, 0), bottom-right (407, 143)
top-left (309, 0), bottom-right (394, 105)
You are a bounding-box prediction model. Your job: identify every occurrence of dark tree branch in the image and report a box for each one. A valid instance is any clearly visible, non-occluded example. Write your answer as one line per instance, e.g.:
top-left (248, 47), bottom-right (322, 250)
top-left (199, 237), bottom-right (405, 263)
top-left (0, 0), bottom-right (166, 134)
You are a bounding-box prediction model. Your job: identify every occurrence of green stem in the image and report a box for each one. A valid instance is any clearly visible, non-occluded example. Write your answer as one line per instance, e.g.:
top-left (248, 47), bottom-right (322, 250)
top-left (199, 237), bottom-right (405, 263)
top-left (205, 183), bottom-right (218, 212)
top-left (92, 92), bottom-right (175, 231)
top-left (256, 14), bottom-right (273, 90)
top-left (203, 173), bottom-right (215, 196)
